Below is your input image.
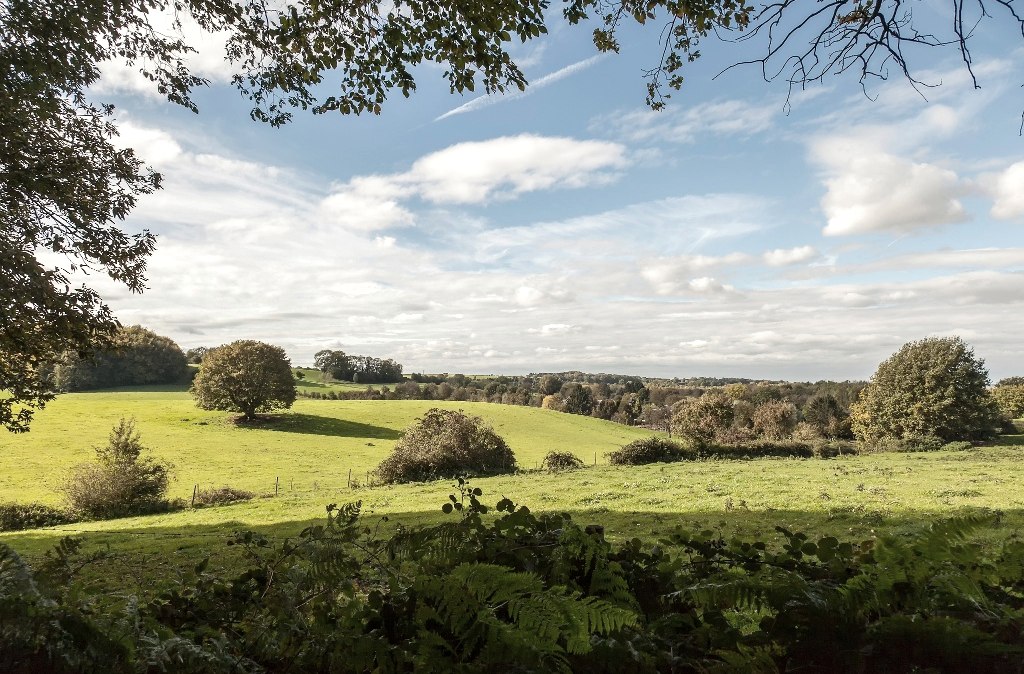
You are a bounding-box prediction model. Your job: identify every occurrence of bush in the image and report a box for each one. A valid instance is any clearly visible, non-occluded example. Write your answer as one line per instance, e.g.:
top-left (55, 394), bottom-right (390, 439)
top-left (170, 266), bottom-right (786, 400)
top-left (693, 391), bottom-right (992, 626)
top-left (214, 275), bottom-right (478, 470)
top-left (670, 393), bottom-right (734, 449)
top-left (802, 393), bottom-right (852, 439)
top-left (941, 440), bottom-right (975, 452)
top-left (60, 418), bottom-right (173, 519)
top-left (752, 400), bottom-right (798, 440)
top-left (193, 486), bottom-right (254, 507)
top-left (375, 409), bottom-right (517, 483)
top-left (0, 502), bottom-right (77, 531)
top-left (540, 451), bottom-right (585, 472)
top-left (702, 441), bottom-right (815, 460)
top-left (607, 437), bottom-right (687, 465)
top-left (867, 433), bottom-right (945, 453)
top-left (851, 336), bottom-right (1000, 444)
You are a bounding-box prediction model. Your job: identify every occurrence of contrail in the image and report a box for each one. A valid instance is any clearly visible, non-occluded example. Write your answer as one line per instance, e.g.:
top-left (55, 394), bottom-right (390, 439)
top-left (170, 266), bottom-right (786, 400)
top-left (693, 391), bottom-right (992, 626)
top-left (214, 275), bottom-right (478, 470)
top-left (435, 54), bottom-right (604, 122)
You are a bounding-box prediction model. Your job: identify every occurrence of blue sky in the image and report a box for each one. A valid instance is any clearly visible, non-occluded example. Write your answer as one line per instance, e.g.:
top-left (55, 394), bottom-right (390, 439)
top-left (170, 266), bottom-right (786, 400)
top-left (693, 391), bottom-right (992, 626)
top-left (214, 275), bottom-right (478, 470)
top-left (89, 12), bottom-right (1024, 381)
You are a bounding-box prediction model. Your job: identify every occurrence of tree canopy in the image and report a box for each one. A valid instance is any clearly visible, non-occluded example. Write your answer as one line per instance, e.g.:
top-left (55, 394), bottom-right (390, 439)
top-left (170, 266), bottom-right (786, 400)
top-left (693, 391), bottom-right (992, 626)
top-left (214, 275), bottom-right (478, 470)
top-left (4, 0), bottom-right (1019, 431)
top-left (850, 336), bottom-right (1000, 444)
top-left (190, 340), bottom-right (297, 420)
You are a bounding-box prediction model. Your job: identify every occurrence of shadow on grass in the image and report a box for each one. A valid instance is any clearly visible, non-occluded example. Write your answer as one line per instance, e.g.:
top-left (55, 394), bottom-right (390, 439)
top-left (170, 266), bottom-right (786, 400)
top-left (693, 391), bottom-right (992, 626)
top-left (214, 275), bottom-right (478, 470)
top-left (6, 503), bottom-right (1022, 596)
top-left (254, 413), bottom-right (401, 440)
top-left (990, 434), bottom-right (1024, 447)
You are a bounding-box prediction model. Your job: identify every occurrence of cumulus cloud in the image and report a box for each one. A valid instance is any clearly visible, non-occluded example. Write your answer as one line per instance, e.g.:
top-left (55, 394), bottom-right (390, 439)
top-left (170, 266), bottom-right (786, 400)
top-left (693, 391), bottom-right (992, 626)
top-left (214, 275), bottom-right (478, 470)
top-left (763, 246), bottom-right (819, 266)
top-left (815, 146), bottom-right (967, 236)
top-left (988, 161), bottom-right (1024, 220)
top-left (319, 135), bottom-right (628, 231)
top-left (641, 253), bottom-right (749, 294)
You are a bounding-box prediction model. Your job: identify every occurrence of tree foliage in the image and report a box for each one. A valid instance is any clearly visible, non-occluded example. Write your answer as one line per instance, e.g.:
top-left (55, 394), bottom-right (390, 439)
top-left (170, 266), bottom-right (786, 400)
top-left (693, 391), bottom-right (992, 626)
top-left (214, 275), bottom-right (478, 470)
top-left (45, 325), bottom-right (188, 392)
top-left (992, 384), bottom-right (1024, 420)
top-left (851, 337), bottom-right (1000, 444)
top-left (671, 392), bottom-right (734, 449)
top-left (190, 340), bottom-right (296, 420)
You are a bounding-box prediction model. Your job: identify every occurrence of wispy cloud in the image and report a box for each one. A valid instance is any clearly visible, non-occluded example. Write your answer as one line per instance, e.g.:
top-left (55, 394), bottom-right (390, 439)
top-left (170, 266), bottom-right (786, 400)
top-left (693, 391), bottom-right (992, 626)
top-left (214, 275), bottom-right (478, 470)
top-left (435, 55), bottom-right (604, 121)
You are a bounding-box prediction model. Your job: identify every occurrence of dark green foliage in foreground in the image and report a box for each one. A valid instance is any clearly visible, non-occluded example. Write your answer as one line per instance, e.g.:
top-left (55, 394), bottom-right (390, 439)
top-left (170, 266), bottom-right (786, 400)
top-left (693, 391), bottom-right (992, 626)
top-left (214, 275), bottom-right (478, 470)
top-left (375, 408), bottom-right (517, 483)
top-left (3, 485), bottom-right (1024, 673)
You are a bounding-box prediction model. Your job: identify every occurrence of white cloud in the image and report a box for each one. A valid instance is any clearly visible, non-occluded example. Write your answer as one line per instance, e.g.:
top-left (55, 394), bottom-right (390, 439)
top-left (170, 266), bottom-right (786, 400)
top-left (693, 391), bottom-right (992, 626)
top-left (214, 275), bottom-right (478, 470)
top-left (763, 246), bottom-right (819, 266)
top-left (318, 135), bottom-right (628, 230)
top-left (595, 98), bottom-right (778, 144)
top-left (642, 253), bottom-right (749, 294)
top-left (94, 11), bottom-right (233, 99)
top-left (989, 161), bottom-right (1024, 220)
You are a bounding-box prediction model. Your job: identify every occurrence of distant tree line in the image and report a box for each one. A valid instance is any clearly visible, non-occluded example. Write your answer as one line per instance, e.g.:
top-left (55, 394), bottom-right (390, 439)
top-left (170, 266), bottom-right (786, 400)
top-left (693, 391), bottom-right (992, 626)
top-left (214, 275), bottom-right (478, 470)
top-left (299, 369), bottom-right (867, 437)
top-left (313, 349), bottom-right (403, 384)
top-left (42, 326), bottom-right (189, 392)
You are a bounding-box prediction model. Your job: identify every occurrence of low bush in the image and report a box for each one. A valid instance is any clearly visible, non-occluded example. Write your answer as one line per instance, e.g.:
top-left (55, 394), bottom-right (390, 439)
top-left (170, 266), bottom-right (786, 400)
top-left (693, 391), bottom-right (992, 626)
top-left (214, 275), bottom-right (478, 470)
top-left (375, 408), bottom-right (517, 483)
top-left (702, 440), bottom-right (815, 460)
top-left (0, 502), bottom-right (78, 532)
top-left (867, 433), bottom-right (945, 453)
top-left (941, 440), bottom-right (975, 452)
top-left (812, 440), bottom-right (857, 459)
top-left (192, 486), bottom-right (254, 507)
top-left (60, 418), bottom-right (173, 519)
top-left (540, 451), bottom-right (585, 472)
top-left (607, 437), bottom-right (687, 465)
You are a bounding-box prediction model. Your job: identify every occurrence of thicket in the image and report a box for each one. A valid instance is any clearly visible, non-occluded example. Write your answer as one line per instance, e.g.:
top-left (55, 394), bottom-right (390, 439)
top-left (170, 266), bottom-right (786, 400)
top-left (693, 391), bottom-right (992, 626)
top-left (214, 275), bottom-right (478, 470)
top-left (3, 486), bottom-right (1022, 673)
top-left (0, 502), bottom-right (76, 532)
top-left (375, 409), bottom-right (517, 483)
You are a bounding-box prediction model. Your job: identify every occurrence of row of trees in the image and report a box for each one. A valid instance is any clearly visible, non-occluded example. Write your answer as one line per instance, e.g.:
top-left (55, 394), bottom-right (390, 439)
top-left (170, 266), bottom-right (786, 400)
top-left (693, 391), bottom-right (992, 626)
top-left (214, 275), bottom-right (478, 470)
top-left (313, 349), bottom-right (403, 384)
top-left (42, 326), bottom-right (189, 392)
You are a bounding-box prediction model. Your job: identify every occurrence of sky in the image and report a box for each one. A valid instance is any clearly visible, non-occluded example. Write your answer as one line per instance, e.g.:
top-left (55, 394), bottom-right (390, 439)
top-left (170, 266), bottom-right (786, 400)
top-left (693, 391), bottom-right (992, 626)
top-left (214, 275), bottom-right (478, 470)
top-left (87, 8), bottom-right (1024, 381)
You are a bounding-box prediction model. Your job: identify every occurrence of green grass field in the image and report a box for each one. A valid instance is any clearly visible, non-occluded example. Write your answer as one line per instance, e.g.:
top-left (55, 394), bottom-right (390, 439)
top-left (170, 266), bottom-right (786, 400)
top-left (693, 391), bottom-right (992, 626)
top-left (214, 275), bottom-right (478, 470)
top-left (2, 388), bottom-right (1023, 592)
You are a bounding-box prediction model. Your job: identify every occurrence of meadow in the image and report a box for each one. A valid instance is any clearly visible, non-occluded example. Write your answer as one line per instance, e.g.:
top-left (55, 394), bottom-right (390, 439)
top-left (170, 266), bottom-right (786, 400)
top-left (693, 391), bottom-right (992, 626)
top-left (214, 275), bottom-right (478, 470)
top-left (2, 386), bottom-right (1023, 591)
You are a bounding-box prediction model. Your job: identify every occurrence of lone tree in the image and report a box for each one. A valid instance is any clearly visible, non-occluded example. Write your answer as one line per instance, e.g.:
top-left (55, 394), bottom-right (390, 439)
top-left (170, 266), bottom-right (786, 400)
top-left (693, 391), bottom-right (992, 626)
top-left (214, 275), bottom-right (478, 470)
top-left (851, 336), bottom-right (1000, 444)
top-left (190, 340), bottom-right (296, 421)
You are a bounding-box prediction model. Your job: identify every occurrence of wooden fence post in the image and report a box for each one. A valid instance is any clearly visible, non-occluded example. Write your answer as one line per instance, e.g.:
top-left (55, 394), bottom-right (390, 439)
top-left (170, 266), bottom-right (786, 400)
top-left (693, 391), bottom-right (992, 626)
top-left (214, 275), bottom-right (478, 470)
top-left (275, 476), bottom-right (279, 496)
top-left (191, 484), bottom-right (198, 508)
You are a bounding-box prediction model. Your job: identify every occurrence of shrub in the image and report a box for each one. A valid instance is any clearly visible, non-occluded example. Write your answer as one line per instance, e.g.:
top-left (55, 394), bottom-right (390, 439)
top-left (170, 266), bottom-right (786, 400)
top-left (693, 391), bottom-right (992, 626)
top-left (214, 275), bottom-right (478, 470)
top-left (607, 437), bottom-right (687, 465)
top-left (867, 433), bottom-right (945, 453)
top-left (670, 393), bottom-right (734, 449)
top-left (752, 400), bottom-right (798, 440)
top-left (191, 340), bottom-right (297, 420)
top-left (851, 336), bottom-right (1000, 444)
top-left (541, 451), bottom-right (585, 472)
top-left (0, 502), bottom-right (77, 531)
top-left (703, 441), bottom-right (815, 460)
top-left (193, 486), bottom-right (254, 507)
top-left (802, 393), bottom-right (852, 439)
top-left (941, 440), bottom-right (974, 452)
top-left (60, 418), bottom-right (173, 519)
top-left (375, 409), bottom-right (517, 483)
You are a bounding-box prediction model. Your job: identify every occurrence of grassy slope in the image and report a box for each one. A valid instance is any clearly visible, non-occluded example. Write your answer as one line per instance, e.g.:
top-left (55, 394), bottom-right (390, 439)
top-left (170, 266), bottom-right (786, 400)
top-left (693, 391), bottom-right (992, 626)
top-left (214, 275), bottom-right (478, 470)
top-left (2, 390), bottom-right (1023, 591)
top-left (0, 391), bottom-right (656, 504)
